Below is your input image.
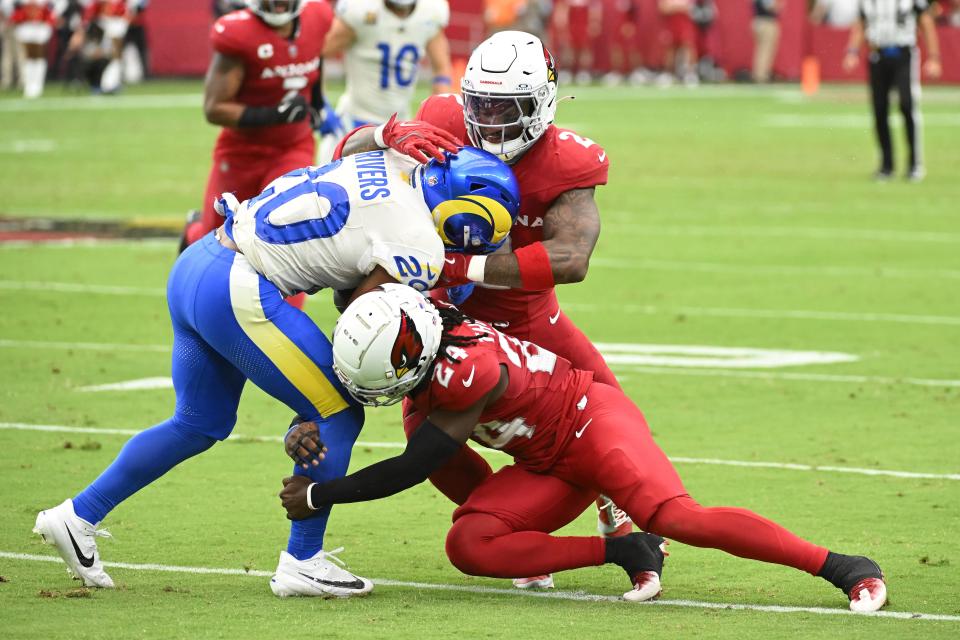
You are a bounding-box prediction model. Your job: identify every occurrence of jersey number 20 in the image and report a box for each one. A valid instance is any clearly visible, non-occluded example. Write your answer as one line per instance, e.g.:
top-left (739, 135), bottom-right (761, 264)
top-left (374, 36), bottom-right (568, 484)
top-left (249, 162), bottom-right (350, 244)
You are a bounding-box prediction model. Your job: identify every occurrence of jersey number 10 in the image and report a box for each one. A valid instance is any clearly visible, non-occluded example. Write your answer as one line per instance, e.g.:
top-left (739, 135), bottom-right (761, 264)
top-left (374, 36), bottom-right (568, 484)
top-left (376, 42), bottom-right (420, 89)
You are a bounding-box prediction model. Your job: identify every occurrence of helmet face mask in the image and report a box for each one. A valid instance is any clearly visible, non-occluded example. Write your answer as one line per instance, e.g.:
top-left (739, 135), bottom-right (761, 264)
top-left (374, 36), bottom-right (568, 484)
top-left (332, 285), bottom-right (442, 407)
top-left (461, 31), bottom-right (558, 163)
top-left (246, 0), bottom-right (303, 27)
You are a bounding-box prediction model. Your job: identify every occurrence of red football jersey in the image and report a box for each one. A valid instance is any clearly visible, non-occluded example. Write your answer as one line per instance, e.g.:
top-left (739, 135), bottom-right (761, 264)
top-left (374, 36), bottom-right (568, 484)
top-left (415, 94), bottom-right (610, 320)
top-left (83, 1), bottom-right (130, 20)
top-left (211, 2), bottom-right (332, 150)
top-left (409, 319), bottom-right (594, 471)
top-left (11, 3), bottom-right (55, 24)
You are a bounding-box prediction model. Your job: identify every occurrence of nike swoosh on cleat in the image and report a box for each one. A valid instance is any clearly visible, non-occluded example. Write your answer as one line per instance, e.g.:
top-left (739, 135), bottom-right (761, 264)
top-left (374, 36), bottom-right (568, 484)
top-left (66, 526), bottom-right (95, 568)
top-left (297, 572), bottom-right (366, 590)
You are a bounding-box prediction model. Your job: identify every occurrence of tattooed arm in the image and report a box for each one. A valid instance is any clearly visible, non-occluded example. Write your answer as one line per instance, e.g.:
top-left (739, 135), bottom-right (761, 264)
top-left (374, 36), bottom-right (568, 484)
top-left (482, 187), bottom-right (601, 287)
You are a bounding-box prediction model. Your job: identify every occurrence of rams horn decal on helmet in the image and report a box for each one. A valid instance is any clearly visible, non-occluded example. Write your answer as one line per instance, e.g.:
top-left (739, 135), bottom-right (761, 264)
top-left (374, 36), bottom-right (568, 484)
top-left (431, 195), bottom-right (513, 253)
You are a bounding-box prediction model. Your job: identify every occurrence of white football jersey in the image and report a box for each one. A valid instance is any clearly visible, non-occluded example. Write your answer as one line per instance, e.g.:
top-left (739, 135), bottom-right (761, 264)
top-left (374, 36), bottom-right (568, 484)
top-left (230, 149), bottom-right (443, 297)
top-left (335, 0), bottom-right (449, 124)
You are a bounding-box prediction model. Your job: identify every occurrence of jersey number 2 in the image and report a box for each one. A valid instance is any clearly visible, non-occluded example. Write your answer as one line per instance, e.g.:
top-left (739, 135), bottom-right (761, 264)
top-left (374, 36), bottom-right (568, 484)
top-left (377, 42), bottom-right (420, 89)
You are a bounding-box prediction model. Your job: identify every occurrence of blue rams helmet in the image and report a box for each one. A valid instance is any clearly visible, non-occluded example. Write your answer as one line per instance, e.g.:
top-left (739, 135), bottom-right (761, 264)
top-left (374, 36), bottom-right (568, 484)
top-left (419, 147), bottom-right (521, 254)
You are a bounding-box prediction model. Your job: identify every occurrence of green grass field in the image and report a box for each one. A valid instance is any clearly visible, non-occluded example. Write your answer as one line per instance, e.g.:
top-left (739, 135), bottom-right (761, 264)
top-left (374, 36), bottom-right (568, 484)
top-left (1, 80), bottom-right (958, 638)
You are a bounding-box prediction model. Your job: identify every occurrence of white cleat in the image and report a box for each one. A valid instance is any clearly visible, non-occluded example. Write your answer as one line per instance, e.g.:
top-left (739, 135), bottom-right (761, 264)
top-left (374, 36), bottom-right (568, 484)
top-left (33, 499), bottom-right (114, 588)
top-left (848, 577), bottom-right (887, 612)
top-left (512, 574), bottom-right (555, 590)
top-left (597, 495), bottom-right (633, 537)
top-left (623, 571), bottom-right (662, 602)
top-left (270, 548), bottom-right (373, 598)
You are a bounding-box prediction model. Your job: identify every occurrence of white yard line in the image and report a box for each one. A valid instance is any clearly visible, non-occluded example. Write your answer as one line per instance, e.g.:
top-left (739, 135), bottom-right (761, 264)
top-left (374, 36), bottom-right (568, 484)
top-left (0, 280), bottom-right (165, 296)
top-left (563, 303), bottom-right (960, 327)
top-left (0, 93), bottom-right (202, 112)
top-left (611, 365), bottom-right (960, 389)
top-left (590, 258), bottom-right (960, 281)
top-left (0, 238), bottom-right (174, 249)
top-left (1, 551), bottom-right (956, 622)
top-left (2, 421), bottom-right (956, 481)
top-left (1, 340), bottom-right (957, 387)
top-left (600, 223), bottom-right (960, 244)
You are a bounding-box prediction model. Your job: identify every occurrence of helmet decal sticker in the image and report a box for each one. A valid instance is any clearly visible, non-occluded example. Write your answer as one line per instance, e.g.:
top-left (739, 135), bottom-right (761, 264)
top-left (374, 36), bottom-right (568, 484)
top-left (391, 309), bottom-right (425, 379)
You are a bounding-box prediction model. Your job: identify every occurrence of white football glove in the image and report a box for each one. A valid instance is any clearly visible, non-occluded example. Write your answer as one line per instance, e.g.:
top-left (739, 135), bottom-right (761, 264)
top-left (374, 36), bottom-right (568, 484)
top-left (214, 192), bottom-right (241, 218)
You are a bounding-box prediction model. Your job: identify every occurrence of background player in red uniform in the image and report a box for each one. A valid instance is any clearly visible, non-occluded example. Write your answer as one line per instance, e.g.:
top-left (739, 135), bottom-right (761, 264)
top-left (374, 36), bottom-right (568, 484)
top-left (180, 0), bottom-right (335, 308)
top-left (279, 284), bottom-right (890, 612)
top-left (9, 0), bottom-right (56, 98)
top-left (333, 33), bottom-right (633, 581)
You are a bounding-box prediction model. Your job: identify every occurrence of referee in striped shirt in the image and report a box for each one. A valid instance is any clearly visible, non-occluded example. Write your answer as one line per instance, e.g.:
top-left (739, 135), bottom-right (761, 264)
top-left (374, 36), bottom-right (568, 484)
top-left (843, 1), bottom-right (942, 181)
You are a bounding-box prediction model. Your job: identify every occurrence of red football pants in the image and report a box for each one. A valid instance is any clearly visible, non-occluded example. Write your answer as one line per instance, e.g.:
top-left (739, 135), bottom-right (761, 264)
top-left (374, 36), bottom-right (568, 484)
top-left (444, 383), bottom-right (828, 579)
top-left (198, 141), bottom-right (315, 238)
top-left (404, 292), bottom-right (621, 505)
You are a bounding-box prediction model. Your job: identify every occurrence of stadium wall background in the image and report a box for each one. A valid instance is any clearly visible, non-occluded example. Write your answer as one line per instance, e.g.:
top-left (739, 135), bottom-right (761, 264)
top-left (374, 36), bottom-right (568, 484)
top-left (146, 0), bottom-right (960, 84)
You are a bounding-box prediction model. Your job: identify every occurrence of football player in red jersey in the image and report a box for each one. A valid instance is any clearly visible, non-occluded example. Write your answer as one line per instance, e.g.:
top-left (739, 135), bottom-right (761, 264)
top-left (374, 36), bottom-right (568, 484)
top-left (279, 285), bottom-right (890, 612)
top-left (332, 31), bottom-right (631, 582)
top-left (180, 0), bottom-right (335, 308)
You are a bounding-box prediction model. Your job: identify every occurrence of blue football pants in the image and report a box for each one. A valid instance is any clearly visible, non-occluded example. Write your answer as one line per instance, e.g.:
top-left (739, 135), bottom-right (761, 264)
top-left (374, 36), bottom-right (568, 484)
top-left (73, 234), bottom-right (364, 560)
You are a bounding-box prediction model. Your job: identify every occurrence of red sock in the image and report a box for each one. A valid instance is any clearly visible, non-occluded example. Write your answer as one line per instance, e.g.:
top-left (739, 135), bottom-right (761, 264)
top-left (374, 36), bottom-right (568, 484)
top-left (647, 495), bottom-right (828, 574)
top-left (445, 513), bottom-right (605, 578)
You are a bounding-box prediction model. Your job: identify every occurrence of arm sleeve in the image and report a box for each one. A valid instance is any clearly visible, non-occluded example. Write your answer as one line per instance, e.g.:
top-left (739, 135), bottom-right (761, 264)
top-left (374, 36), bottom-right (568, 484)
top-left (308, 420), bottom-right (461, 506)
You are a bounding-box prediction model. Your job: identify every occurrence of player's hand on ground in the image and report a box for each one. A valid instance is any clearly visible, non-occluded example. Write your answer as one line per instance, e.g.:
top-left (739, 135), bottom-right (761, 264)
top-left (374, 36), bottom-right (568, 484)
top-left (277, 90), bottom-right (311, 124)
top-left (284, 420), bottom-right (327, 470)
top-left (280, 475), bottom-right (315, 520)
top-left (376, 113), bottom-right (461, 163)
top-left (438, 252), bottom-right (473, 287)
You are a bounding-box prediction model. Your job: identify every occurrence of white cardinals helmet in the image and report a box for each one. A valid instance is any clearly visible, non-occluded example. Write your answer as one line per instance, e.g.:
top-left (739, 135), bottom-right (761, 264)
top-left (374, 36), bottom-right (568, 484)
top-left (332, 284), bottom-right (442, 406)
top-left (460, 31), bottom-right (559, 163)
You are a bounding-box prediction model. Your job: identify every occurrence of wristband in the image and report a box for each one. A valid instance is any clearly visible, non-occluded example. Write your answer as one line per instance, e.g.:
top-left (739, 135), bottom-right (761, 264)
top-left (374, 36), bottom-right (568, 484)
top-left (373, 123), bottom-right (387, 149)
top-left (306, 483), bottom-right (318, 510)
top-left (514, 242), bottom-right (555, 290)
top-left (432, 75), bottom-right (451, 85)
top-left (467, 255), bottom-right (486, 283)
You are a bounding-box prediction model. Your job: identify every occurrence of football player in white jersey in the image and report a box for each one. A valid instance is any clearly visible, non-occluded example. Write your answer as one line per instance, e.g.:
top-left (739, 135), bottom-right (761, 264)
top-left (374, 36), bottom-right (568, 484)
top-left (34, 145), bottom-right (519, 599)
top-left (317, 0), bottom-right (452, 162)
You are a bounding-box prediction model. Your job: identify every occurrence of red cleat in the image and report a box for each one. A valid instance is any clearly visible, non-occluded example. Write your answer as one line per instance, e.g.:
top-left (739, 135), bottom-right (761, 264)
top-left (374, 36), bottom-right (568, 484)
top-left (512, 575), bottom-right (554, 590)
top-left (597, 495), bottom-right (633, 537)
top-left (848, 576), bottom-right (887, 612)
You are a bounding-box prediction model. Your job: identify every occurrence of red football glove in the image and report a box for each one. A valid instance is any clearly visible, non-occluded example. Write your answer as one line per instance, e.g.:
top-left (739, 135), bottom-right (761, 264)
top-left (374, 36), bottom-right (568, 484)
top-left (376, 113), bottom-right (462, 163)
top-left (438, 252), bottom-right (473, 287)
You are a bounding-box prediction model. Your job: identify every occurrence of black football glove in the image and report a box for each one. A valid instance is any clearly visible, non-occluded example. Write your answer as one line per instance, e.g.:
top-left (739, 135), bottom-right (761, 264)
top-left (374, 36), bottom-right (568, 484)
top-left (276, 90), bottom-right (310, 124)
top-left (238, 91), bottom-right (311, 128)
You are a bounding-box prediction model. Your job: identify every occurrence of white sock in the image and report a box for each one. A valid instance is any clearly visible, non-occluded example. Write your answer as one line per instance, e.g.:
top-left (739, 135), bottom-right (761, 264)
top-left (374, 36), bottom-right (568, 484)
top-left (23, 59), bottom-right (45, 99)
top-left (100, 59), bottom-right (121, 93)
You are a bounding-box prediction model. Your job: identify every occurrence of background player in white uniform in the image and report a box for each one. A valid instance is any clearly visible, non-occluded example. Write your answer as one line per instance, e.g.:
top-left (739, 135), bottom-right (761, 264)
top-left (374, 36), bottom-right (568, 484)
top-left (318, 0), bottom-right (452, 161)
top-left (34, 147), bottom-right (520, 598)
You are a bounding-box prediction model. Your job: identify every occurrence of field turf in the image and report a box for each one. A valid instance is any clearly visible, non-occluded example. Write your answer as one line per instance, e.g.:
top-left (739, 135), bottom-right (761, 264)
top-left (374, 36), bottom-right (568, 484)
top-left (0, 80), bottom-right (958, 638)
